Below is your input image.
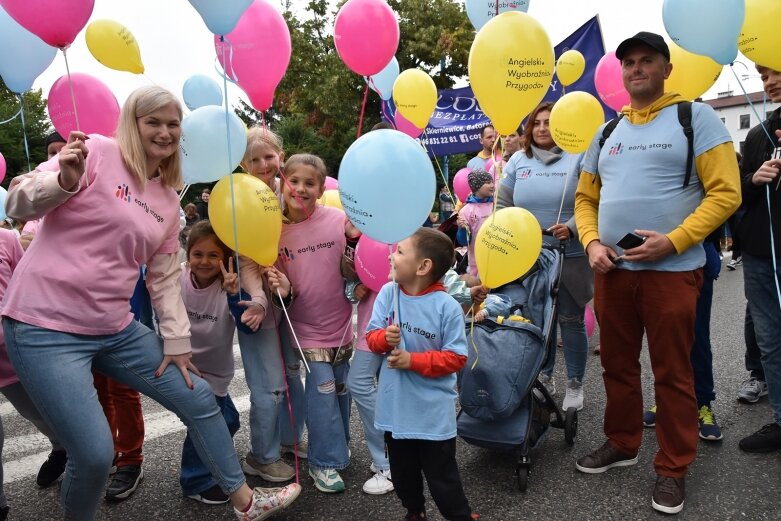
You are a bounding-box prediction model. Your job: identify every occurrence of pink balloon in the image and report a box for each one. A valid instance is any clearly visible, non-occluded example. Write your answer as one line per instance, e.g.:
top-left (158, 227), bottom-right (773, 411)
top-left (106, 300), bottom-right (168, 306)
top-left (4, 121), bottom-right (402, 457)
top-left (584, 303), bottom-right (596, 339)
top-left (47, 73), bottom-right (119, 138)
top-left (325, 176), bottom-right (339, 190)
top-left (355, 235), bottom-right (396, 293)
top-left (453, 167), bottom-right (471, 202)
top-left (0, 152), bottom-right (6, 184)
top-left (0, 0), bottom-right (94, 48)
top-left (334, 0), bottom-right (399, 76)
top-left (395, 112), bottom-right (423, 139)
top-left (594, 51), bottom-right (630, 112)
top-left (216, 0), bottom-right (291, 112)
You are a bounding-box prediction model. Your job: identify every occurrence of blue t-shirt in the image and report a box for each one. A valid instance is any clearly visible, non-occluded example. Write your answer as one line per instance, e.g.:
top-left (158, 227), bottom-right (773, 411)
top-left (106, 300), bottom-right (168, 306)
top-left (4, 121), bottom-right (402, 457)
top-left (367, 284), bottom-right (468, 440)
top-left (467, 155), bottom-right (490, 171)
top-left (502, 150), bottom-right (585, 258)
top-left (582, 102), bottom-right (732, 271)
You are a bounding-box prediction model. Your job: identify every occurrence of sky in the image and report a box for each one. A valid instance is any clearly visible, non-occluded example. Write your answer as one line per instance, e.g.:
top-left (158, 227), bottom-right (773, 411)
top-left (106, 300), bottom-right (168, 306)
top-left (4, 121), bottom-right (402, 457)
top-left (29, 0), bottom-right (764, 111)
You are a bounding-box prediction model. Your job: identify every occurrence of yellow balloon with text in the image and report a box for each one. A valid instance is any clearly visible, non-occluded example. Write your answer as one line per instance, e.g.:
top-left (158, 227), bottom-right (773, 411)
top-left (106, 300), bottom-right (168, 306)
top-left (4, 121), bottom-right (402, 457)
top-left (666, 41), bottom-right (722, 101)
top-left (85, 19), bottom-right (144, 74)
top-left (469, 12), bottom-right (554, 135)
top-left (318, 189), bottom-right (343, 209)
top-left (556, 50), bottom-right (585, 87)
top-left (209, 174), bottom-right (282, 266)
top-left (549, 91), bottom-right (605, 154)
top-left (392, 69), bottom-right (437, 129)
top-left (475, 207), bottom-right (542, 289)
top-left (739, 0), bottom-right (781, 73)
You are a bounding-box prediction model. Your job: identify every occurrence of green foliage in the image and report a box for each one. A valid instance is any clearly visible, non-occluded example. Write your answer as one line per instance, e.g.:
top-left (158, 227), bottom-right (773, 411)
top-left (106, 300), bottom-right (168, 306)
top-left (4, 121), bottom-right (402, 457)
top-left (0, 79), bottom-right (50, 185)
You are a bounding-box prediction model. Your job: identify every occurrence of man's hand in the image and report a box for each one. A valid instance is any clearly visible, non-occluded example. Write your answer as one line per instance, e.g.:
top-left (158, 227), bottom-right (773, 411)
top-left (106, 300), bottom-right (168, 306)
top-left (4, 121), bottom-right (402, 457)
top-left (385, 324), bottom-right (401, 347)
top-left (622, 230), bottom-right (675, 263)
top-left (387, 348), bottom-right (411, 369)
top-left (586, 240), bottom-right (619, 275)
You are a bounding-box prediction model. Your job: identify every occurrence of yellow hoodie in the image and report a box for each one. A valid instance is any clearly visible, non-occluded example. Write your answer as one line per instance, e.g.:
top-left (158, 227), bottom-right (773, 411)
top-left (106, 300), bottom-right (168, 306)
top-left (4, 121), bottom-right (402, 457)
top-left (575, 93), bottom-right (741, 255)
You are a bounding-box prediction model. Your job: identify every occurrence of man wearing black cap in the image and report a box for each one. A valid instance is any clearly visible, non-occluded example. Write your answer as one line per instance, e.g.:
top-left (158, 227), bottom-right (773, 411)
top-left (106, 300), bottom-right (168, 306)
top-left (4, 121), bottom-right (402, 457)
top-left (574, 32), bottom-right (741, 514)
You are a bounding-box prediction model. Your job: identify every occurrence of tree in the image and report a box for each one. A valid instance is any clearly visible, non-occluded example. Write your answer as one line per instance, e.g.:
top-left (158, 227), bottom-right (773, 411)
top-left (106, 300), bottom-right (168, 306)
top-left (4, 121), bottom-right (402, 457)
top-left (0, 79), bottom-right (50, 185)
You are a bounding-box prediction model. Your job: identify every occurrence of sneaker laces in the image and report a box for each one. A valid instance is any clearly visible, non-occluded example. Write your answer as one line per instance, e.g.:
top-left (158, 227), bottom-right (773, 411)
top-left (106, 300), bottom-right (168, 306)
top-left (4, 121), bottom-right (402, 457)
top-left (698, 405), bottom-right (716, 426)
top-left (655, 476), bottom-right (681, 497)
top-left (757, 423), bottom-right (781, 435)
top-left (742, 377), bottom-right (760, 393)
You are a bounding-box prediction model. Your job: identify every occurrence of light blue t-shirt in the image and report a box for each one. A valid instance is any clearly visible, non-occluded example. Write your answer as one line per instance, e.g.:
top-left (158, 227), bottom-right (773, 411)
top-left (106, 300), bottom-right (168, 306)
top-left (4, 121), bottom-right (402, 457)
top-left (582, 102), bottom-right (732, 271)
top-left (467, 155), bottom-right (490, 171)
top-left (502, 150), bottom-right (585, 258)
top-left (367, 283), bottom-right (468, 441)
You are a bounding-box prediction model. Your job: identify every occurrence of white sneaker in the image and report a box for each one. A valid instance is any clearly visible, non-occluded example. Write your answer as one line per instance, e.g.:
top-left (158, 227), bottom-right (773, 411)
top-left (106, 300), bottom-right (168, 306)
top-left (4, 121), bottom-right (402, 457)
top-left (362, 469), bottom-right (393, 495)
top-left (562, 379), bottom-right (584, 411)
top-left (234, 483), bottom-right (301, 521)
top-left (538, 373), bottom-right (556, 396)
top-left (308, 467), bottom-right (345, 493)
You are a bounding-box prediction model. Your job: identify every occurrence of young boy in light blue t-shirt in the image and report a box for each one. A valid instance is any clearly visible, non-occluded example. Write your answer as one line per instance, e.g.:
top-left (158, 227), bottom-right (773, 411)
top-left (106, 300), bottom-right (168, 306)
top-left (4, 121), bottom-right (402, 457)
top-left (366, 228), bottom-right (477, 521)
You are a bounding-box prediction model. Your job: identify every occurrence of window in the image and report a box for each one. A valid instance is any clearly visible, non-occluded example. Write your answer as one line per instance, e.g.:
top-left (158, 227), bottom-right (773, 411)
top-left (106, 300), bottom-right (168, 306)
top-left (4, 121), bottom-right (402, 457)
top-left (740, 141), bottom-right (746, 156)
top-left (740, 114), bottom-right (750, 129)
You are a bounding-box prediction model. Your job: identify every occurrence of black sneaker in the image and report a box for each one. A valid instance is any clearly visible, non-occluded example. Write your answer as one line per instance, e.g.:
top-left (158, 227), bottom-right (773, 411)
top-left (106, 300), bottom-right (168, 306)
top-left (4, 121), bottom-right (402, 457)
top-left (36, 449), bottom-right (67, 488)
top-left (0, 505), bottom-right (8, 521)
top-left (739, 423), bottom-right (781, 453)
top-left (105, 465), bottom-right (144, 501)
top-left (187, 483), bottom-right (230, 505)
top-left (575, 440), bottom-right (638, 474)
top-left (652, 476), bottom-right (685, 514)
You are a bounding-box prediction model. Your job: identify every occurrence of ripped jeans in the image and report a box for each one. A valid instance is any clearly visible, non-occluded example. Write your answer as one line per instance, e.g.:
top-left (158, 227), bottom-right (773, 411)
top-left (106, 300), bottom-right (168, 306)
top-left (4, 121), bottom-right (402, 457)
top-left (304, 354), bottom-right (351, 470)
top-left (541, 283), bottom-right (588, 382)
top-left (237, 327), bottom-right (305, 465)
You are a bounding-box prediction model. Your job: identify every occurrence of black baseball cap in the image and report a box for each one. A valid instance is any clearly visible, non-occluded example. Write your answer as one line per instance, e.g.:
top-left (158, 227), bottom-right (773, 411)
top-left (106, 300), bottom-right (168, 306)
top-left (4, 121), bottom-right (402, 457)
top-left (615, 31), bottom-right (670, 61)
top-left (45, 131), bottom-right (65, 146)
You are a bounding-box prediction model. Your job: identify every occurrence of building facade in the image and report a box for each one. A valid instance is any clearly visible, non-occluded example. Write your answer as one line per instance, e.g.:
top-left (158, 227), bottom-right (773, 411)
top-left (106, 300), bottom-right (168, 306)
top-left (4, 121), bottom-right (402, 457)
top-left (703, 91), bottom-right (781, 156)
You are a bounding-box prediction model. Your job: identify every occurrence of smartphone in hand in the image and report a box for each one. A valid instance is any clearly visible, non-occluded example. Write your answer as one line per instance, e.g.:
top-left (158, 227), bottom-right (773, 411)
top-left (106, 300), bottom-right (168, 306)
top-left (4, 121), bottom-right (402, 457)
top-left (616, 232), bottom-right (646, 250)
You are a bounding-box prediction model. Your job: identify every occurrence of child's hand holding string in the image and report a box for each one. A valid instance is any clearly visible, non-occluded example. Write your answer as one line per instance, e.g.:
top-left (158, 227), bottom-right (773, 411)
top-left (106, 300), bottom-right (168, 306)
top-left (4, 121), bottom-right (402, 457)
top-left (387, 348), bottom-right (411, 370)
top-left (263, 266), bottom-right (291, 299)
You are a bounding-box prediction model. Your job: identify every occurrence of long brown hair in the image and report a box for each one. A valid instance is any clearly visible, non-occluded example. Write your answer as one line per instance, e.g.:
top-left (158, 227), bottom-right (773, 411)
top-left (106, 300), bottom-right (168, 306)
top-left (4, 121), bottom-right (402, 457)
top-left (523, 101), bottom-right (555, 158)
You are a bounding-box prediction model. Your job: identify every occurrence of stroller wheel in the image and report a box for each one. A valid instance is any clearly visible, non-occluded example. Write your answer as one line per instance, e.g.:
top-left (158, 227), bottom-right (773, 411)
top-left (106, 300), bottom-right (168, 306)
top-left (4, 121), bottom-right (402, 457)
top-left (564, 407), bottom-right (578, 446)
top-left (516, 465), bottom-right (529, 492)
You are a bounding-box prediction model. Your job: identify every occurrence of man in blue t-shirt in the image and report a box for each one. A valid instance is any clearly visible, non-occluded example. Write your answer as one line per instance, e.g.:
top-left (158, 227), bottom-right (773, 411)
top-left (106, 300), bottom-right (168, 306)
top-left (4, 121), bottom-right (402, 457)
top-left (573, 32), bottom-right (741, 515)
top-left (466, 125), bottom-right (498, 171)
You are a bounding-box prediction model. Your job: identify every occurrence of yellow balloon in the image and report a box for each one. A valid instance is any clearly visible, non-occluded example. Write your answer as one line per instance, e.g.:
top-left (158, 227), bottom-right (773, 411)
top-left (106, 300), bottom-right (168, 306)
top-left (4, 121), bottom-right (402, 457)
top-left (474, 207), bottom-right (542, 289)
top-left (666, 41), bottom-right (722, 101)
top-left (85, 19), bottom-right (144, 74)
top-left (469, 12), bottom-right (554, 135)
top-left (318, 189), bottom-right (343, 209)
top-left (739, 0), bottom-right (781, 72)
top-left (392, 69), bottom-right (437, 129)
top-left (556, 50), bottom-right (585, 87)
top-left (209, 174), bottom-right (282, 266)
top-left (549, 92), bottom-right (605, 154)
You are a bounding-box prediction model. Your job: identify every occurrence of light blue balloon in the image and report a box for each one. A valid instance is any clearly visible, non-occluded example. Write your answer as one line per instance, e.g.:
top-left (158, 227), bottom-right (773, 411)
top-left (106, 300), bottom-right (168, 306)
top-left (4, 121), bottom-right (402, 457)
top-left (183, 74), bottom-right (223, 111)
top-left (339, 130), bottom-right (436, 244)
top-left (367, 57), bottom-right (399, 101)
top-left (180, 105), bottom-right (247, 184)
top-left (0, 187), bottom-right (7, 221)
top-left (188, 0), bottom-right (253, 36)
top-left (0, 6), bottom-right (57, 94)
top-left (663, 0), bottom-right (744, 65)
top-left (466, 0), bottom-right (530, 31)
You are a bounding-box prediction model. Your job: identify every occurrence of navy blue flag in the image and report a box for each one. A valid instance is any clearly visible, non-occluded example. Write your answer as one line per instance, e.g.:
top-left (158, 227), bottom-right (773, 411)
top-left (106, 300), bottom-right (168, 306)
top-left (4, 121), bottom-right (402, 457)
top-left (382, 16), bottom-right (614, 157)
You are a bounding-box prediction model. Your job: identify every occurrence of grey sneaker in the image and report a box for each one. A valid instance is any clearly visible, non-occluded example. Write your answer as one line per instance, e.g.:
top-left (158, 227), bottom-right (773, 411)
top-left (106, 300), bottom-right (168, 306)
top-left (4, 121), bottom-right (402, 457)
top-left (562, 379), bottom-right (584, 411)
top-left (575, 441), bottom-right (638, 474)
top-left (538, 373), bottom-right (556, 396)
top-left (242, 453), bottom-right (295, 483)
top-left (737, 377), bottom-right (768, 403)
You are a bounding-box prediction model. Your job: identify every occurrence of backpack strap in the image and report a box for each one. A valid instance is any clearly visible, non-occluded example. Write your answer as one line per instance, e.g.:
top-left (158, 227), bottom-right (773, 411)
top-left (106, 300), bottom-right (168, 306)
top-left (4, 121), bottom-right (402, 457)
top-left (678, 101), bottom-right (694, 188)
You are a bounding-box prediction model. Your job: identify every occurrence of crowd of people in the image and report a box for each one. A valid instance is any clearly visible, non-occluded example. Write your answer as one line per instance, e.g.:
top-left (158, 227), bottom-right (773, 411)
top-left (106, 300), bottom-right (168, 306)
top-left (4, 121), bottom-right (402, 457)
top-left (0, 30), bottom-right (777, 521)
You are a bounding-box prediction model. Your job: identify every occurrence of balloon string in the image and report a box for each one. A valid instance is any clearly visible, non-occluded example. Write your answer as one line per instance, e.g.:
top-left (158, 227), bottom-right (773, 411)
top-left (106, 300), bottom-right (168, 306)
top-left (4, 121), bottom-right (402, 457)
top-left (381, 101), bottom-right (396, 128)
top-left (17, 96), bottom-right (31, 173)
top-left (179, 184), bottom-right (190, 202)
top-left (389, 244), bottom-right (403, 350)
top-left (0, 102), bottom-right (21, 125)
top-left (421, 128), bottom-right (457, 205)
top-left (367, 77), bottom-right (385, 104)
top-left (142, 73), bottom-right (158, 86)
top-left (356, 83), bottom-right (370, 139)
top-left (555, 154), bottom-right (574, 225)
top-left (62, 48), bottom-right (81, 131)
top-left (220, 36), bottom-right (243, 293)
top-left (276, 288), bottom-right (311, 373)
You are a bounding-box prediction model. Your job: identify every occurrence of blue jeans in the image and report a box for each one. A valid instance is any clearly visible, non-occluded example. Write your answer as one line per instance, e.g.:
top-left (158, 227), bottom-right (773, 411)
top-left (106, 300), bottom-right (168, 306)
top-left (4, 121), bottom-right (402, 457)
top-left (306, 360), bottom-right (351, 470)
top-left (3, 319), bottom-right (246, 520)
top-left (346, 350), bottom-right (389, 470)
top-left (279, 330), bottom-right (306, 447)
top-left (542, 283), bottom-right (588, 381)
top-left (237, 327), bottom-right (304, 464)
top-left (180, 394), bottom-right (240, 495)
top-left (742, 253), bottom-right (781, 425)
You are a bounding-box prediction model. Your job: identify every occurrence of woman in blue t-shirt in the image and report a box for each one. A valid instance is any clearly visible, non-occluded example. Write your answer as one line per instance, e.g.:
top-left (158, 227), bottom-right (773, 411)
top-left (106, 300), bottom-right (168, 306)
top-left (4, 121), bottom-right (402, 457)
top-left (498, 101), bottom-right (594, 412)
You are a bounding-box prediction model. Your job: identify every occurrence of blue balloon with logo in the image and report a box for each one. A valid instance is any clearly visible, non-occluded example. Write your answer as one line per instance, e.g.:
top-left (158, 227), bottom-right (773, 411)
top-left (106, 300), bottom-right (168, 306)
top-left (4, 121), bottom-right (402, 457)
top-left (367, 57), bottom-right (399, 101)
top-left (180, 105), bottom-right (247, 184)
top-left (662, 0), bottom-right (743, 65)
top-left (465, 0), bottom-right (530, 31)
top-left (182, 74), bottom-right (223, 111)
top-left (188, 0), bottom-right (253, 35)
top-left (0, 6), bottom-right (57, 94)
top-left (339, 129), bottom-right (436, 244)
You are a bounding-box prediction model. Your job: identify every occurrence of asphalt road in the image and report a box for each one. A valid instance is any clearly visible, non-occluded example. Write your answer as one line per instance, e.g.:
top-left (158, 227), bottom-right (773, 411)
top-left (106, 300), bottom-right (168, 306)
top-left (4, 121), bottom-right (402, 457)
top-left (1, 253), bottom-right (779, 520)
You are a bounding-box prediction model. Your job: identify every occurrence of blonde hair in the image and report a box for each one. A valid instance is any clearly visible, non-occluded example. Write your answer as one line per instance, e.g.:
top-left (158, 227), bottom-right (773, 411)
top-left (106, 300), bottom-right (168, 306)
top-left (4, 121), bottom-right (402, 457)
top-left (116, 86), bottom-right (183, 190)
top-left (243, 126), bottom-right (284, 167)
top-left (283, 153), bottom-right (327, 184)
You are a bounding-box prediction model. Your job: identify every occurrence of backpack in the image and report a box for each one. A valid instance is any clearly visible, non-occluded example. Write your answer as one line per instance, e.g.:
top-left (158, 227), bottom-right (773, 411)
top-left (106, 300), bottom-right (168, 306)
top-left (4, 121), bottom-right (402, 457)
top-left (598, 102), bottom-right (694, 188)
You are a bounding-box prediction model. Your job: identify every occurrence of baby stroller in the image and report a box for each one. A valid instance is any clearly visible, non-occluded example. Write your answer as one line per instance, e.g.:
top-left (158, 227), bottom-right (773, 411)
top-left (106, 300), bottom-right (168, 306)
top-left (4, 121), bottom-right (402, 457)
top-left (457, 243), bottom-right (578, 492)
